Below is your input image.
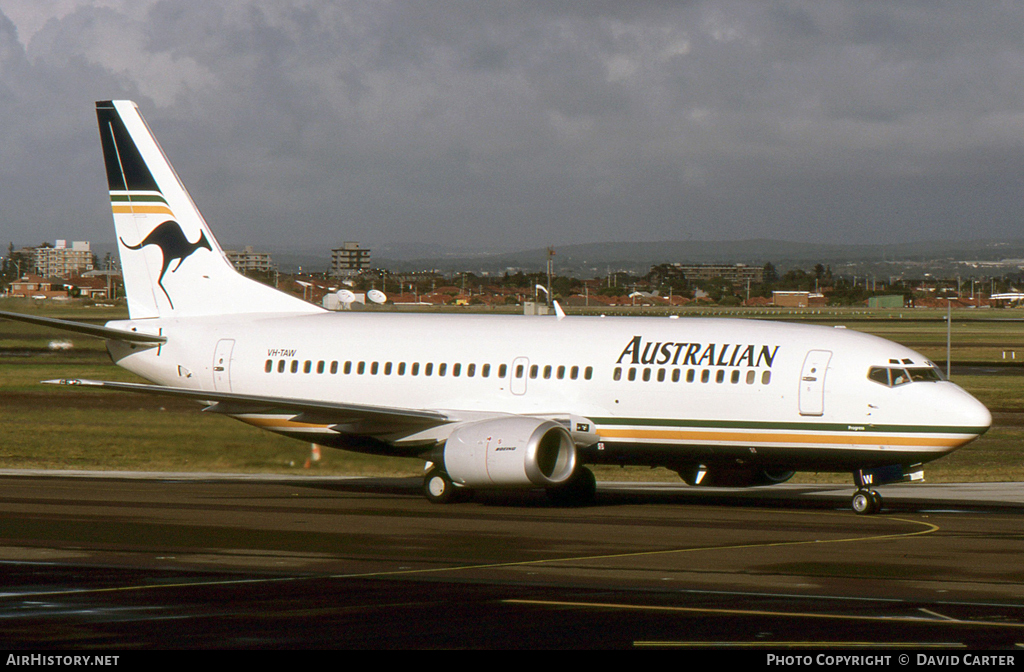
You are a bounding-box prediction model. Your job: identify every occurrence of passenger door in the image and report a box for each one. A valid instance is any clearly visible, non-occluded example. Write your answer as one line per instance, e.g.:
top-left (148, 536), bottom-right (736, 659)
top-left (213, 339), bottom-right (235, 392)
top-left (799, 349), bottom-right (832, 416)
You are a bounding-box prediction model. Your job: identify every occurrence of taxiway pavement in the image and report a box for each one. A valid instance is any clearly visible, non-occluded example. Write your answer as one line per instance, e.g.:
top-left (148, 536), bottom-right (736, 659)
top-left (1, 472), bottom-right (1023, 649)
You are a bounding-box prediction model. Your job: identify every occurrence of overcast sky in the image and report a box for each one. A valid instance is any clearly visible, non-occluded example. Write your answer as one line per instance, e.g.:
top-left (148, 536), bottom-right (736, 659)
top-left (1, 1), bottom-right (1024, 252)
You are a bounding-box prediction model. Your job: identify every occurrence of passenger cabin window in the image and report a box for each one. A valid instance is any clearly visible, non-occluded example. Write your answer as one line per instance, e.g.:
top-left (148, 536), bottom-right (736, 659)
top-left (606, 364), bottom-right (767, 385)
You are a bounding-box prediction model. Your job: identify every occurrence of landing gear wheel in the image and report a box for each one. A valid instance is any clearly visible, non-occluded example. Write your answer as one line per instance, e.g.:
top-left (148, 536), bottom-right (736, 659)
top-left (852, 488), bottom-right (881, 515)
top-left (423, 469), bottom-right (459, 504)
top-left (546, 467), bottom-right (597, 507)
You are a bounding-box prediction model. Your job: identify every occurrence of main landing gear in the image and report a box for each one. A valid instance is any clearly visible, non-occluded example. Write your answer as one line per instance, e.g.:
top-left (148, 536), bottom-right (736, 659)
top-left (422, 466), bottom-right (597, 506)
top-left (545, 467), bottom-right (597, 507)
top-left (851, 488), bottom-right (883, 515)
top-left (423, 468), bottom-right (464, 504)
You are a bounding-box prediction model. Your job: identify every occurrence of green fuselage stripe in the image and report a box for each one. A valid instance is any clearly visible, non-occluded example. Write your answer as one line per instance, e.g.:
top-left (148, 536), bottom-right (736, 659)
top-left (590, 417), bottom-right (985, 435)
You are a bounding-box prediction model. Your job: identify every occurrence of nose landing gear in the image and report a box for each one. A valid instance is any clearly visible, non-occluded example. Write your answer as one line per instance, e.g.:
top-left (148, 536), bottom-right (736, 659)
top-left (849, 464), bottom-right (923, 515)
top-left (852, 488), bottom-right (883, 515)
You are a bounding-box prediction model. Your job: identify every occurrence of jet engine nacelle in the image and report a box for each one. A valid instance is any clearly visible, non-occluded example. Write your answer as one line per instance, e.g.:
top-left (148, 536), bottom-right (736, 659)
top-left (443, 417), bottom-right (577, 489)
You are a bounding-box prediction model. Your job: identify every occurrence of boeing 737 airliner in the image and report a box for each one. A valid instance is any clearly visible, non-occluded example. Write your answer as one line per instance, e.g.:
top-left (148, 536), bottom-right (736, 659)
top-left (0, 101), bottom-right (992, 514)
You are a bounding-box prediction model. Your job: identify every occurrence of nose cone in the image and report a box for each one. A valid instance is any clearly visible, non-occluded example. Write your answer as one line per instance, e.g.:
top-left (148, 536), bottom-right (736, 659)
top-left (943, 382), bottom-right (992, 444)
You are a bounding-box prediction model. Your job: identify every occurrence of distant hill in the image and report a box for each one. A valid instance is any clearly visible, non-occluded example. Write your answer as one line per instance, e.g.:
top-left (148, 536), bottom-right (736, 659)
top-left (87, 238), bottom-right (1024, 276)
top-left (374, 239), bottom-right (1024, 276)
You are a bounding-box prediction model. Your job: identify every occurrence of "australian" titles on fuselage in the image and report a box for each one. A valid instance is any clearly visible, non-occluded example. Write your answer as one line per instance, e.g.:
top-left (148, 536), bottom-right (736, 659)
top-left (616, 335), bottom-right (778, 369)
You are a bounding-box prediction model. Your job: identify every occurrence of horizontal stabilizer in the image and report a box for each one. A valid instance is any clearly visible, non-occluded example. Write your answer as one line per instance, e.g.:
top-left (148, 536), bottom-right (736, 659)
top-left (0, 310), bottom-right (166, 344)
top-left (43, 379), bottom-right (451, 434)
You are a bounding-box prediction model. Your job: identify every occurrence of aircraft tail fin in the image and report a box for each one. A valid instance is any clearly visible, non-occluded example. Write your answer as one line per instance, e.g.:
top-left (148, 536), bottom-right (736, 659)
top-left (96, 100), bottom-right (322, 319)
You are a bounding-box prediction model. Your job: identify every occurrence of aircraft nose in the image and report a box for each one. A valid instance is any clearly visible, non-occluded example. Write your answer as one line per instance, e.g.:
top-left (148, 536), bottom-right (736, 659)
top-left (946, 384), bottom-right (991, 438)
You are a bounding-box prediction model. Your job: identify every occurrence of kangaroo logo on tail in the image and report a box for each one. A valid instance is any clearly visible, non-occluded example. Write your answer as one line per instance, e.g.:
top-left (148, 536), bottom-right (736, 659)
top-left (120, 220), bottom-right (212, 308)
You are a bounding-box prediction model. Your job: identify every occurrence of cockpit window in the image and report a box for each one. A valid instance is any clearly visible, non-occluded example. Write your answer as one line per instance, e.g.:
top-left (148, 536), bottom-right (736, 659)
top-left (868, 365), bottom-right (943, 387)
top-left (868, 367), bottom-right (891, 386)
top-left (908, 367), bottom-right (942, 382)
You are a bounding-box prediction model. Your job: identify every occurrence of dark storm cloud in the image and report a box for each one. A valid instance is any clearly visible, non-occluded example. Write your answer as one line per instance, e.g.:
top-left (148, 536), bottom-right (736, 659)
top-left (1, 1), bottom-right (1023, 251)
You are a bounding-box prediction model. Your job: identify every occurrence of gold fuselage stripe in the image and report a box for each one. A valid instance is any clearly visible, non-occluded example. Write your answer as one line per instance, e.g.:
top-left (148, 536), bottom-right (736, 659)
top-left (596, 427), bottom-right (966, 448)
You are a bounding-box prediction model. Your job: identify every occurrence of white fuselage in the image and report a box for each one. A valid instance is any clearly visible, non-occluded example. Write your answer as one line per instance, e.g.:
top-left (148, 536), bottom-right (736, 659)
top-left (105, 311), bottom-right (991, 472)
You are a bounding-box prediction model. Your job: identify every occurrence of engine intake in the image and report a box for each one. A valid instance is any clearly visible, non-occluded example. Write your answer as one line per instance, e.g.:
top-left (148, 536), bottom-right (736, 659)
top-left (443, 417), bottom-right (577, 489)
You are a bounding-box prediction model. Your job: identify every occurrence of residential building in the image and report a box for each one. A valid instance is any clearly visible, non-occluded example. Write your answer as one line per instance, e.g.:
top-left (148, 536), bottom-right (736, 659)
top-left (331, 242), bottom-right (370, 278)
top-left (225, 246), bottom-right (274, 274)
top-left (668, 263), bottom-right (764, 285)
top-left (66, 275), bottom-right (111, 299)
top-left (8, 274), bottom-right (68, 299)
top-left (33, 240), bottom-right (96, 278)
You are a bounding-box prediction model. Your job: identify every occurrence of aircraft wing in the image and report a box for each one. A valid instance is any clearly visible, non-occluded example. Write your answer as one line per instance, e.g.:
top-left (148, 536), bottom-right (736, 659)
top-left (0, 310), bottom-right (166, 344)
top-left (43, 378), bottom-right (452, 435)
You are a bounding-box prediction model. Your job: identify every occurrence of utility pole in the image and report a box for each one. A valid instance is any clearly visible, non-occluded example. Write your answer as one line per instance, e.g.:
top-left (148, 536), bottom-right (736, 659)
top-left (546, 247), bottom-right (555, 308)
top-left (946, 297), bottom-right (952, 379)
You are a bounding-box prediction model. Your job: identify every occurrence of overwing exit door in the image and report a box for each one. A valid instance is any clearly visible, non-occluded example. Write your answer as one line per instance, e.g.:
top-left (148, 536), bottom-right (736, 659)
top-left (510, 357), bottom-right (529, 395)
